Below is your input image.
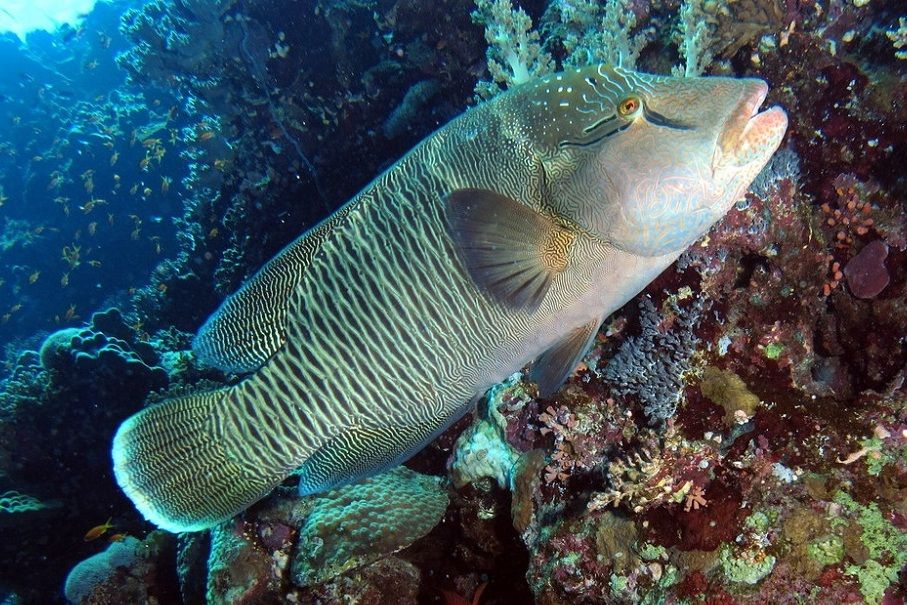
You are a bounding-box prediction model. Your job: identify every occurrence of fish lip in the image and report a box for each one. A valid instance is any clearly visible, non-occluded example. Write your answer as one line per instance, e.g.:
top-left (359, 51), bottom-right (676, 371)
top-left (722, 80), bottom-right (768, 147)
top-left (714, 80), bottom-right (772, 166)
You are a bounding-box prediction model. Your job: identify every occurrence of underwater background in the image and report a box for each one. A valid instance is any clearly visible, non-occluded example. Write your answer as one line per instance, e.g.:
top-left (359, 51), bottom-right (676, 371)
top-left (0, 0), bottom-right (905, 603)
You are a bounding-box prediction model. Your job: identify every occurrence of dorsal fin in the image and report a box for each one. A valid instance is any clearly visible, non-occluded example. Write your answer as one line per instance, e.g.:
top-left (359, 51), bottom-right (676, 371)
top-left (445, 188), bottom-right (575, 313)
top-left (193, 205), bottom-right (351, 373)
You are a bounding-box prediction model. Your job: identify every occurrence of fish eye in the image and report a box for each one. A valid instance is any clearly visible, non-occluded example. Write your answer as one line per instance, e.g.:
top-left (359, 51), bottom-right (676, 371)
top-left (617, 96), bottom-right (642, 117)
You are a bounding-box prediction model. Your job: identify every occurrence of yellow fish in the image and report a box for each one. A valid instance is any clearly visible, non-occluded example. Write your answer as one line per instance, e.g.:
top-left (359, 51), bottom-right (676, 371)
top-left (83, 517), bottom-right (113, 541)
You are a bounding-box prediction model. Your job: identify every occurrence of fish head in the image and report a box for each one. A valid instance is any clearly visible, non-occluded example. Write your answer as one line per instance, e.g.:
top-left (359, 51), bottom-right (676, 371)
top-left (524, 65), bottom-right (788, 257)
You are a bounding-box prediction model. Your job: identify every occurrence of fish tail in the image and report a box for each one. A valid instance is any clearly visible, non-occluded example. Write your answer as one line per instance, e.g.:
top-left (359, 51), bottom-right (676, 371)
top-left (112, 387), bottom-right (292, 532)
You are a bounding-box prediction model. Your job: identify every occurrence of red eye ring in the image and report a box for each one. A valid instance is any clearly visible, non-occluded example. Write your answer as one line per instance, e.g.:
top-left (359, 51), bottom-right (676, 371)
top-left (618, 96), bottom-right (641, 117)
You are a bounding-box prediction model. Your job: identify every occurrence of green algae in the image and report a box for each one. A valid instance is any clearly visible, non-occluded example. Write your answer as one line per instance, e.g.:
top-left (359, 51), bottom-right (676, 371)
top-left (719, 544), bottom-right (776, 585)
top-left (806, 535), bottom-right (844, 566)
top-left (763, 342), bottom-right (784, 360)
top-left (834, 490), bottom-right (907, 604)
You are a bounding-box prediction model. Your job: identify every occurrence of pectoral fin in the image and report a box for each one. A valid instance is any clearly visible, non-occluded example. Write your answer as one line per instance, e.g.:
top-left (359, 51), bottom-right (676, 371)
top-left (529, 318), bottom-right (601, 397)
top-left (445, 188), bottom-right (575, 312)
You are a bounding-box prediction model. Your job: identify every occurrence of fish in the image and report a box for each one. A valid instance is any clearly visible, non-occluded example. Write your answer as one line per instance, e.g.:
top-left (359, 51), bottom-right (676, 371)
top-left (112, 65), bottom-right (787, 532)
top-left (27, 271), bottom-right (40, 285)
top-left (108, 533), bottom-right (127, 543)
top-left (83, 517), bottom-right (113, 541)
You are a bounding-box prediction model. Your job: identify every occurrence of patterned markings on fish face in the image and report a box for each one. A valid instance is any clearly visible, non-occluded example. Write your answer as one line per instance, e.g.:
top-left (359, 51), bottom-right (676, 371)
top-left (512, 65), bottom-right (788, 258)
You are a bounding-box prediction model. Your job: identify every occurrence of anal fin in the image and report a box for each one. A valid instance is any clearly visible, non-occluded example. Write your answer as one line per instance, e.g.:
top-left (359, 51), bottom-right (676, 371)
top-left (529, 318), bottom-right (601, 397)
top-left (296, 409), bottom-right (458, 496)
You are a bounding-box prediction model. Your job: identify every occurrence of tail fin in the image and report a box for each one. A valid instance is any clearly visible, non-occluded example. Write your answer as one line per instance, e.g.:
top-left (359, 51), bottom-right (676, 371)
top-left (112, 388), bottom-right (288, 532)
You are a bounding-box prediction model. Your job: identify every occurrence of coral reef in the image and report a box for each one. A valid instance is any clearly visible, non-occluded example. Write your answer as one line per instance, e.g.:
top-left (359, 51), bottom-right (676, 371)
top-left (292, 467), bottom-right (449, 587)
top-left (39, 308), bottom-right (168, 390)
top-left (600, 296), bottom-right (705, 423)
top-left (64, 532), bottom-right (178, 605)
top-left (0, 0), bottom-right (904, 602)
top-left (0, 308), bottom-right (182, 601)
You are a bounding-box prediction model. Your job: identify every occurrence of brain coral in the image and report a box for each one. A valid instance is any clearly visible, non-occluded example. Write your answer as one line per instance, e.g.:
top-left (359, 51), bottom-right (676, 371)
top-left (292, 466), bottom-right (449, 587)
top-left (64, 537), bottom-right (141, 604)
top-left (39, 308), bottom-right (168, 389)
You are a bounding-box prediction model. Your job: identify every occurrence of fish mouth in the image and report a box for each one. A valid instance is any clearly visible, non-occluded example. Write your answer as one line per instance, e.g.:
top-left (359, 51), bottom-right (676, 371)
top-left (716, 80), bottom-right (788, 168)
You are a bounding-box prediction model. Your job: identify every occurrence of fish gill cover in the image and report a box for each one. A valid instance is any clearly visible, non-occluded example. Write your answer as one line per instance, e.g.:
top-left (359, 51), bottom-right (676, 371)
top-left (0, 1), bottom-right (904, 604)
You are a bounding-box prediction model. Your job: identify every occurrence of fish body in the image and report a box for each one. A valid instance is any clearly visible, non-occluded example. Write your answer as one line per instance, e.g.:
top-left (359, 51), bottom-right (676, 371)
top-left (83, 517), bottom-right (113, 541)
top-left (113, 65), bottom-right (787, 532)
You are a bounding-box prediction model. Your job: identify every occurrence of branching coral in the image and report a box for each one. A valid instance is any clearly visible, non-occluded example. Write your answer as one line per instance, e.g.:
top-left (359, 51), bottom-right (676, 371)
top-left (544, 0), bottom-right (653, 69)
top-left (472, 0), bottom-right (554, 99)
top-left (589, 424), bottom-right (722, 514)
top-left (600, 296), bottom-right (705, 423)
top-left (886, 17), bottom-right (907, 60)
top-left (674, 0), bottom-right (720, 76)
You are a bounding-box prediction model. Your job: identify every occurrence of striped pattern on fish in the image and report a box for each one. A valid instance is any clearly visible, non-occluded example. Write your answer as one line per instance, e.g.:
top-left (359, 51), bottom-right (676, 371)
top-left (113, 65), bottom-right (788, 532)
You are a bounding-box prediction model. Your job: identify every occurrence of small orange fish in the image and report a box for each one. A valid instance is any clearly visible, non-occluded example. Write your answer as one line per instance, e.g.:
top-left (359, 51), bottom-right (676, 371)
top-left (88, 222), bottom-right (97, 236)
top-left (110, 151), bottom-right (119, 166)
top-left (28, 270), bottom-right (40, 284)
top-left (61, 273), bottom-right (69, 287)
top-left (83, 517), bottom-right (113, 541)
top-left (87, 260), bottom-right (102, 268)
top-left (64, 304), bottom-right (78, 322)
top-left (197, 130), bottom-right (215, 142)
top-left (108, 533), bottom-right (128, 543)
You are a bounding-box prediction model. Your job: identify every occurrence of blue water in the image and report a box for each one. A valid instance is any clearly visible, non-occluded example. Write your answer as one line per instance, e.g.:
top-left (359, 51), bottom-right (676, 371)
top-left (0, 2), bottom-right (187, 355)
